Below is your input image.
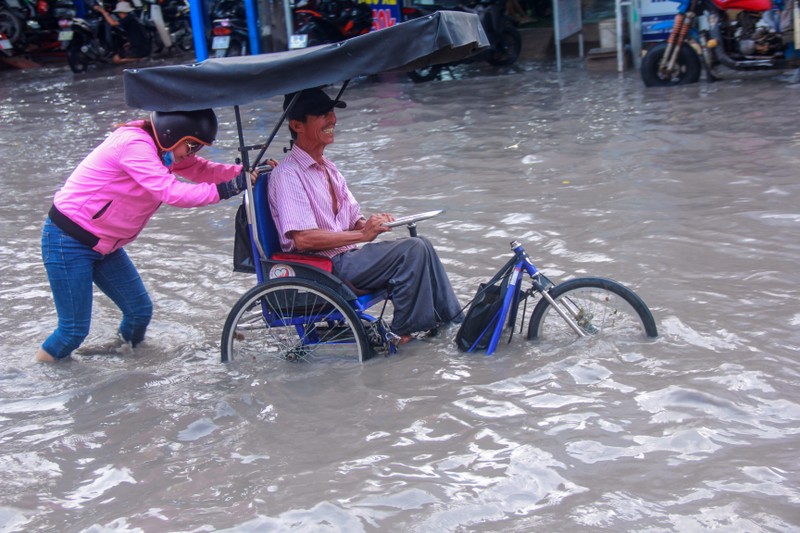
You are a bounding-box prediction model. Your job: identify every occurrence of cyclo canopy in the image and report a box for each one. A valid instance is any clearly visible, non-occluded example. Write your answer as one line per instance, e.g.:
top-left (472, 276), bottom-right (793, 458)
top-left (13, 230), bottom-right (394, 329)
top-left (122, 11), bottom-right (489, 111)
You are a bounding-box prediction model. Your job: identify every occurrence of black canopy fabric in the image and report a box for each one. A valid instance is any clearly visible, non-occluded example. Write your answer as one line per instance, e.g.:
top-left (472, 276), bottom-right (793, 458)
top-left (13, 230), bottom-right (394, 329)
top-left (123, 11), bottom-right (488, 112)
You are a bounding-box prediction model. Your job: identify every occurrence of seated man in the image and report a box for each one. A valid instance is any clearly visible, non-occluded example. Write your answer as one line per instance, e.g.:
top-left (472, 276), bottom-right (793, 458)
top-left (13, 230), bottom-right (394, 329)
top-left (268, 87), bottom-right (463, 345)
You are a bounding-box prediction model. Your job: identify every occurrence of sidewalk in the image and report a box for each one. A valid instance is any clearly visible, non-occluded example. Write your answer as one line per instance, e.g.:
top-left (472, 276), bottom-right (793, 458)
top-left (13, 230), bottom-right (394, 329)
top-left (518, 22), bottom-right (602, 61)
top-left (517, 22), bottom-right (629, 72)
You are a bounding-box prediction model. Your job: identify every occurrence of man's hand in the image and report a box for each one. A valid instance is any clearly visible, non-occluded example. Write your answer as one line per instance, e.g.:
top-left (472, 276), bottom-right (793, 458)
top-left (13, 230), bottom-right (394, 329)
top-left (361, 213), bottom-right (393, 241)
top-left (291, 212), bottom-right (394, 252)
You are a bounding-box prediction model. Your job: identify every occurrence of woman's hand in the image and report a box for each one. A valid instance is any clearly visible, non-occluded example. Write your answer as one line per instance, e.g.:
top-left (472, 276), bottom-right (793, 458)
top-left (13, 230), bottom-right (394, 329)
top-left (250, 159), bottom-right (278, 184)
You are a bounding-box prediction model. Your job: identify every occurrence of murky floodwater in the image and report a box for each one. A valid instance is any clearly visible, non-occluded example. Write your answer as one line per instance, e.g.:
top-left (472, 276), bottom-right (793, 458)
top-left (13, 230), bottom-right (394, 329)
top-left (2, 56), bottom-right (800, 532)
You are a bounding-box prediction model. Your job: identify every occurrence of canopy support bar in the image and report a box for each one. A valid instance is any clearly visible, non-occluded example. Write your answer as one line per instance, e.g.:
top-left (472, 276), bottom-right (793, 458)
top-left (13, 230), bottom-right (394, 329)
top-left (235, 105), bottom-right (267, 263)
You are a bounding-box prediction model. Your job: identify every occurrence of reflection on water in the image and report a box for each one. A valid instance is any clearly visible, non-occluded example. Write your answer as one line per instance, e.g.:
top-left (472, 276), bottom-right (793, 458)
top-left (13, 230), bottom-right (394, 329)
top-left (1, 59), bottom-right (800, 531)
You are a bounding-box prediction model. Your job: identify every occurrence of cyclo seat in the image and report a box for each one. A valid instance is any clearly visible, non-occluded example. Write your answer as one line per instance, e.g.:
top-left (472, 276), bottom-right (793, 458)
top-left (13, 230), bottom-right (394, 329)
top-left (248, 170), bottom-right (384, 308)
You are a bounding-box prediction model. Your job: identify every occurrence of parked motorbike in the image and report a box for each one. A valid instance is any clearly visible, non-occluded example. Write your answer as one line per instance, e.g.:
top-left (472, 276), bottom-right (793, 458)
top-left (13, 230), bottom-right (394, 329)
top-left (290, 0), bottom-right (372, 49)
top-left (641, 0), bottom-right (800, 86)
top-left (160, 0), bottom-right (192, 52)
top-left (126, 0), bottom-right (191, 54)
top-left (209, 0), bottom-right (248, 57)
top-left (1, 0), bottom-right (74, 49)
top-left (128, 0), bottom-right (169, 54)
top-left (60, 1), bottom-right (124, 73)
top-left (0, 2), bottom-right (24, 45)
top-left (401, 0), bottom-right (521, 82)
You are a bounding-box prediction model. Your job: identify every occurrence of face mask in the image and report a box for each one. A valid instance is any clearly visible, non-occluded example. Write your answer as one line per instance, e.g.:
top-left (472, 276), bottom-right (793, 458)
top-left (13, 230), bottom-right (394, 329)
top-left (162, 151), bottom-right (174, 167)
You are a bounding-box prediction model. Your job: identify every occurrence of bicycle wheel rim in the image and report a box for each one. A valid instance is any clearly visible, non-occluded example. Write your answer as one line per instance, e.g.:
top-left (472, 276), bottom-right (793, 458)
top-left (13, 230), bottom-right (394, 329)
top-left (528, 277), bottom-right (657, 344)
top-left (221, 280), bottom-right (370, 363)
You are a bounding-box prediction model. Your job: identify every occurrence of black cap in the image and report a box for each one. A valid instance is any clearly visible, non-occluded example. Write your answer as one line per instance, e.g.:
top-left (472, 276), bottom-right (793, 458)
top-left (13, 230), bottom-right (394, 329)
top-left (283, 87), bottom-right (346, 120)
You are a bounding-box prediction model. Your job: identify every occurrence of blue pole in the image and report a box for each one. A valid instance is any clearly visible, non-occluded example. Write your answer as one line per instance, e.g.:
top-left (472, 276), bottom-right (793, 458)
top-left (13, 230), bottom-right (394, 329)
top-left (189, 0), bottom-right (209, 62)
top-left (243, 0), bottom-right (260, 55)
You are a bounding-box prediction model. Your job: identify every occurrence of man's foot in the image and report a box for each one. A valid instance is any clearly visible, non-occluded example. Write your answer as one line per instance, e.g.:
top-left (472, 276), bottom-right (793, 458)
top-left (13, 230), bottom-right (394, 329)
top-left (389, 332), bottom-right (414, 347)
top-left (397, 334), bottom-right (414, 346)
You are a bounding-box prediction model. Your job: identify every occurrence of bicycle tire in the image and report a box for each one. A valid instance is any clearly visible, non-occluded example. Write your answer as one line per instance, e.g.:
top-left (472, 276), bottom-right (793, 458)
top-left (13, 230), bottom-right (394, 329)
top-left (221, 278), bottom-right (372, 363)
top-left (527, 277), bottom-right (658, 342)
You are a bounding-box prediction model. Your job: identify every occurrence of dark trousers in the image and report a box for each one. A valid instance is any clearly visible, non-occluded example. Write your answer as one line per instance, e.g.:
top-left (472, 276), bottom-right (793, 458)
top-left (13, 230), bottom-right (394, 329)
top-left (332, 237), bottom-right (462, 336)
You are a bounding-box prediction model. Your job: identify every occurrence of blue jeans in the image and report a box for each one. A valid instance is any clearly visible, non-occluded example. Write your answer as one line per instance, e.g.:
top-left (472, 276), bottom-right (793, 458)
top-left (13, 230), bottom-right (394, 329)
top-left (41, 218), bottom-right (153, 359)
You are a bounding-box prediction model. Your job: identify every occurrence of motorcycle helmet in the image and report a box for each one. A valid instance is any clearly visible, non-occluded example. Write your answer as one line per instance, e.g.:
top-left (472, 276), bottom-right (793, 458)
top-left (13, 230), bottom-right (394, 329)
top-left (151, 109), bottom-right (218, 152)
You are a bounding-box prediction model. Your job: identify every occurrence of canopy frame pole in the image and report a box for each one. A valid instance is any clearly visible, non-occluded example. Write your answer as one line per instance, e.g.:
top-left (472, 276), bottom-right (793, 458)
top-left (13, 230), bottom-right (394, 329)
top-left (235, 105), bottom-right (266, 262)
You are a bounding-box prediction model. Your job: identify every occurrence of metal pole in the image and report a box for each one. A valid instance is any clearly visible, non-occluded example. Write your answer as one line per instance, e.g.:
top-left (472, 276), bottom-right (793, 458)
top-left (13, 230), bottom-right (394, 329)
top-left (616, 0), bottom-right (624, 71)
top-left (553, 0), bottom-right (562, 71)
top-left (244, 0), bottom-right (260, 54)
top-left (189, 0), bottom-right (208, 62)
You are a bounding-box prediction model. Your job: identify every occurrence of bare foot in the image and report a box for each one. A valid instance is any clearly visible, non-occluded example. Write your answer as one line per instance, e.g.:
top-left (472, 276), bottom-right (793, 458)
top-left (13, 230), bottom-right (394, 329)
top-left (397, 334), bottom-right (413, 346)
top-left (34, 348), bottom-right (58, 363)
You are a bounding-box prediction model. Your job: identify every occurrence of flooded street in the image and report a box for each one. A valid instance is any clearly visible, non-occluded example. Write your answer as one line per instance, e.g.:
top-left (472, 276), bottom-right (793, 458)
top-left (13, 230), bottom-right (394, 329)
top-left (2, 57), bottom-right (800, 531)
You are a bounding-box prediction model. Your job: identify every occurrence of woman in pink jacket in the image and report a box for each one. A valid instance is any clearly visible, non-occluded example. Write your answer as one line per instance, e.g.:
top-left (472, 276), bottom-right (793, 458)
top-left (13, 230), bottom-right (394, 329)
top-left (36, 109), bottom-right (251, 363)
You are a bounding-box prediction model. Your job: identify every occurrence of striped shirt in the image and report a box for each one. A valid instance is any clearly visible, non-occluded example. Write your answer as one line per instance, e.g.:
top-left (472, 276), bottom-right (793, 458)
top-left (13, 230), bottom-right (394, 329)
top-left (268, 145), bottom-right (363, 258)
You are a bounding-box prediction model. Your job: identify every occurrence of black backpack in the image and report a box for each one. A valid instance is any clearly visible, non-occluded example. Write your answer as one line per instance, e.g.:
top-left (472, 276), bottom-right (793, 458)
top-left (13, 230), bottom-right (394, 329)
top-left (455, 260), bottom-right (515, 352)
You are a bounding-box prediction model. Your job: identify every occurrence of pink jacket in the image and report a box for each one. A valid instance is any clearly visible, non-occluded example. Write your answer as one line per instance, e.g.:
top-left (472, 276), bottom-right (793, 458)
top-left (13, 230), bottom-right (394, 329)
top-left (53, 122), bottom-right (242, 255)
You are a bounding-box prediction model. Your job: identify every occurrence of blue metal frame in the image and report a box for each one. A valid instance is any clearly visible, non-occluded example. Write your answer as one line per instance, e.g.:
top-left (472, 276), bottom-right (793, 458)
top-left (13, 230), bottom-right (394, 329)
top-left (483, 242), bottom-right (539, 355)
top-left (189, 0), bottom-right (260, 62)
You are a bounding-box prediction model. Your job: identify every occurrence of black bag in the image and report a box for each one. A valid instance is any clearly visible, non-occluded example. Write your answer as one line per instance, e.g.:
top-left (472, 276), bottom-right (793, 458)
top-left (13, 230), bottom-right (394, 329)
top-left (455, 279), bottom-right (508, 352)
top-left (232, 201), bottom-right (256, 273)
top-left (455, 256), bottom-right (519, 352)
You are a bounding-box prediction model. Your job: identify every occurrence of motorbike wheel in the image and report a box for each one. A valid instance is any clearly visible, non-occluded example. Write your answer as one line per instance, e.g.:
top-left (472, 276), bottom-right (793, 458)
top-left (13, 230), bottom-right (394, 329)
top-left (408, 65), bottom-right (442, 83)
top-left (171, 20), bottom-right (193, 52)
top-left (0, 8), bottom-right (23, 45)
top-left (67, 39), bottom-right (90, 73)
top-left (487, 25), bottom-right (522, 67)
top-left (641, 42), bottom-right (701, 87)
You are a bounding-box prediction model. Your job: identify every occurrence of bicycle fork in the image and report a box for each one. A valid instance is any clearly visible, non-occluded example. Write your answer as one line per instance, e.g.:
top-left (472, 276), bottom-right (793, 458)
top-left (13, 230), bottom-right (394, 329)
top-left (537, 287), bottom-right (589, 339)
top-left (516, 248), bottom-right (588, 341)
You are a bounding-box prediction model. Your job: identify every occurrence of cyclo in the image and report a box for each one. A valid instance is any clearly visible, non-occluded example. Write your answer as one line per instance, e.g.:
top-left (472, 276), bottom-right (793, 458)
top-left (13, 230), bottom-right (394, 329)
top-left (122, 12), bottom-right (658, 363)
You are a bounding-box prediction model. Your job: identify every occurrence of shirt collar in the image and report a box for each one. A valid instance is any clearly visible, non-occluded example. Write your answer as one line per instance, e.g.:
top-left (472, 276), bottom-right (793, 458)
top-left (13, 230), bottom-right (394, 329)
top-left (290, 145), bottom-right (332, 172)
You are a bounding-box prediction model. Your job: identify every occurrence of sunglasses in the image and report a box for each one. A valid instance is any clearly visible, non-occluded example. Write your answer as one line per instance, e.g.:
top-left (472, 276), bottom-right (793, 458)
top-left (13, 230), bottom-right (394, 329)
top-left (185, 141), bottom-right (203, 155)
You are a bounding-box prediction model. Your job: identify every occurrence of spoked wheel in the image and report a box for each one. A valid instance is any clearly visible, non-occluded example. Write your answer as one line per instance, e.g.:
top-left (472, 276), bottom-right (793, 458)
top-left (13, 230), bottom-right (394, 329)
top-left (221, 278), bottom-right (373, 363)
top-left (641, 42), bottom-right (701, 87)
top-left (527, 277), bottom-right (658, 343)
